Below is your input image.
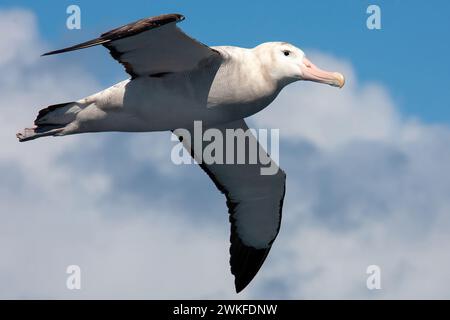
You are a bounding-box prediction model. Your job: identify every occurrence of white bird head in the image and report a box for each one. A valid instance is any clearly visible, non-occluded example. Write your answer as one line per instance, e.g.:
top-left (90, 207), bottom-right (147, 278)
top-left (255, 42), bottom-right (345, 88)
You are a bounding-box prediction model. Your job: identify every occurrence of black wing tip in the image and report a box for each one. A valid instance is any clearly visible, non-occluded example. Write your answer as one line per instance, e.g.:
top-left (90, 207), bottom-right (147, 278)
top-left (230, 233), bottom-right (272, 294)
top-left (235, 277), bottom-right (252, 294)
top-left (41, 50), bottom-right (58, 57)
top-left (41, 38), bottom-right (109, 57)
top-left (232, 249), bottom-right (270, 294)
top-left (41, 49), bottom-right (64, 56)
top-left (42, 45), bottom-right (81, 56)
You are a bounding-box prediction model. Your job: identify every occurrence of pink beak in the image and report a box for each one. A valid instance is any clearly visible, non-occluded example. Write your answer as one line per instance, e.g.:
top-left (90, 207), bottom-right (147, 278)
top-left (301, 57), bottom-right (345, 88)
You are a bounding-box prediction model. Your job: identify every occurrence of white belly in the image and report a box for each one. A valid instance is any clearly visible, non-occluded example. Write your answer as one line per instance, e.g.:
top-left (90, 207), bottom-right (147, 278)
top-left (75, 60), bottom-right (278, 133)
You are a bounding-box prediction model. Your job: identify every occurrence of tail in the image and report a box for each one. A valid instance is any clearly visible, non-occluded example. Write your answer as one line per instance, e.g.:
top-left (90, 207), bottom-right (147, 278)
top-left (17, 102), bottom-right (82, 142)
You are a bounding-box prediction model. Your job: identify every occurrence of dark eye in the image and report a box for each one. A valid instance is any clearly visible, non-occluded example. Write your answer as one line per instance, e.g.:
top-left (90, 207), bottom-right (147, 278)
top-left (283, 50), bottom-right (291, 56)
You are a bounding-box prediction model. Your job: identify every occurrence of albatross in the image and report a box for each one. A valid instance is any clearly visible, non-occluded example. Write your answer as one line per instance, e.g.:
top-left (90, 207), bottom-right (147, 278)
top-left (16, 13), bottom-right (345, 293)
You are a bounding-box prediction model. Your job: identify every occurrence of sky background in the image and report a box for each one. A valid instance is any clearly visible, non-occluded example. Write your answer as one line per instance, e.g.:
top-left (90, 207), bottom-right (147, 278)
top-left (1, 0), bottom-right (450, 299)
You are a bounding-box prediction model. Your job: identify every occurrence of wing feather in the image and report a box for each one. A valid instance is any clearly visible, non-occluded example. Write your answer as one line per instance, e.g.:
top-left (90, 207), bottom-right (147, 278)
top-left (42, 14), bottom-right (219, 78)
top-left (174, 120), bottom-right (286, 293)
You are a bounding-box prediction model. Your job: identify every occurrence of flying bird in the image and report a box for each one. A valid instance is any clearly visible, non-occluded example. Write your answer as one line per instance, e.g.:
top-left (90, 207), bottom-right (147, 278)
top-left (17, 13), bottom-right (345, 293)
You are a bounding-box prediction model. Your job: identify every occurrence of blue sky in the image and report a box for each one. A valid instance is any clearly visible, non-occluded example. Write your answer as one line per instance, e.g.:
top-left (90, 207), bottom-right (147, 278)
top-left (1, 0), bottom-right (449, 123)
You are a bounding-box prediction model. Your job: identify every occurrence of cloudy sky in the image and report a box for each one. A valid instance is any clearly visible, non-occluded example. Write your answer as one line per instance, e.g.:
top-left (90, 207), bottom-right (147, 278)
top-left (1, 1), bottom-right (450, 299)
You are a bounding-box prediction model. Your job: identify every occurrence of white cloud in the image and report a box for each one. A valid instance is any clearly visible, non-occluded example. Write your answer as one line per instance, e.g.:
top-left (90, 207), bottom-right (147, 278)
top-left (0, 9), bottom-right (41, 66)
top-left (2, 8), bottom-right (450, 299)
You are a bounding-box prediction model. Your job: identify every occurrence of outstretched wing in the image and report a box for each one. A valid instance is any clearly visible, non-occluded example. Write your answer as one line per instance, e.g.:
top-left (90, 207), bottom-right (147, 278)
top-left (42, 14), bottom-right (219, 78)
top-left (174, 120), bottom-right (286, 293)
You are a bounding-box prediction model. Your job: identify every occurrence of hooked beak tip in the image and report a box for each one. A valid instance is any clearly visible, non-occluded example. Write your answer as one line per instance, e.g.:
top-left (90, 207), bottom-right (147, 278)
top-left (334, 72), bottom-right (345, 88)
top-left (301, 57), bottom-right (346, 89)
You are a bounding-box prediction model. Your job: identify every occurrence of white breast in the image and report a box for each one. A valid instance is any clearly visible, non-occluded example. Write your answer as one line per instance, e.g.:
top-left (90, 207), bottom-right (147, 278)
top-left (207, 46), bottom-right (280, 115)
